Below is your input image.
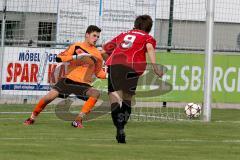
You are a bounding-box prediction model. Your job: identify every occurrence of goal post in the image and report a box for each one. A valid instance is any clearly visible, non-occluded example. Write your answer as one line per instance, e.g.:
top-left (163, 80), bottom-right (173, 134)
top-left (203, 0), bottom-right (215, 122)
top-left (0, 0), bottom-right (7, 96)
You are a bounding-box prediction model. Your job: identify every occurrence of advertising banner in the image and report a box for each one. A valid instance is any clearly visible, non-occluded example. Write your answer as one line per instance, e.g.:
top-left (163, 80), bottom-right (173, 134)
top-left (1, 47), bottom-right (63, 95)
top-left (158, 53), bottom-right (240, 103)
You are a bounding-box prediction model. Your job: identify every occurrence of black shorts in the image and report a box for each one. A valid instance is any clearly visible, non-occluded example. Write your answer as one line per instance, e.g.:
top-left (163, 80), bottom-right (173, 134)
top-left (108, 64), bottom-right (139, 95)
top-left (52, 78), bottom-right (90, 101)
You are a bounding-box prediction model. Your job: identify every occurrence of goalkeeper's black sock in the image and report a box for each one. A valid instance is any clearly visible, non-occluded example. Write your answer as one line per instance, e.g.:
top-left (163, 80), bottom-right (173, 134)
top-left (111, 102), bottom-right (121, 128)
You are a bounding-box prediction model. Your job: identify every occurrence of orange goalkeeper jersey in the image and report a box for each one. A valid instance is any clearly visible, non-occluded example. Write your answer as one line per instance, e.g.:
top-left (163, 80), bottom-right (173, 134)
top-left (57, 42), bottom-right (106, 84)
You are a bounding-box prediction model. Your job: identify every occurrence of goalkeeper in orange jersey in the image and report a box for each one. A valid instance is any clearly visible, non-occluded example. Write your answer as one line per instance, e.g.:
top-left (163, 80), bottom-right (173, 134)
top-left (24, 25), bottom-right (106, 128)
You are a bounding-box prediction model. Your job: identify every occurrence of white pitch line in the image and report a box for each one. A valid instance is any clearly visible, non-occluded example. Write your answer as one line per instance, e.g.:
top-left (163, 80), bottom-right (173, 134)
top-left (1, 112), bottom-right (240, 124)
top-left (0, 111), bottom-right (109, 114)
top-left (0, 111), bottom-right (55, 114)
top-left (215, 120), bottom-right (240, 124)
top-left (0, 137), bottom-right (240, 143)
top-left (0, 137), bottom-right (113, 141)
top-left (0, 118), bottom-right (18, 120)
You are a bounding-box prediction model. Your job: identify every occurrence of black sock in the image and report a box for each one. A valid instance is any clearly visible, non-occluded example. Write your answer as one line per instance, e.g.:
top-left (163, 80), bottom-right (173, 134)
top-left (121, 100), bottom-right (132, 127)
top-left (111, 102), bottom-right (121, 128)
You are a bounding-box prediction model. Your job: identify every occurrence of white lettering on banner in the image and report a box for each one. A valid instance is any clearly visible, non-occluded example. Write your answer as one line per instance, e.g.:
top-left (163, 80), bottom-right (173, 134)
top-left (162, 65), bottom-right (171, 82)
top-left (179, 66), bottom-right (189, 91)
top-left (212, 67), bottom-right (223, 92)
top-left (190, 66), bottom-right (202, 91)
top-left (162, 65), bottom-right (240, 92)
top-left (223, 67), bottom-right (236, 92)
top-left (172, 66), bottom-right (180, 90)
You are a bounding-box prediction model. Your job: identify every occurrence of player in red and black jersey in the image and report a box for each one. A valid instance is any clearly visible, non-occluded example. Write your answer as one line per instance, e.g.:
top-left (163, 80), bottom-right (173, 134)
top-left (102, 15), bottom-right (163, 143)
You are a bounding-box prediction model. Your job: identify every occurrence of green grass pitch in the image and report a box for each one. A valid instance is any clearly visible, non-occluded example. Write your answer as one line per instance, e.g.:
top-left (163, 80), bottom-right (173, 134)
top-left (0, 105), bottom-right (240, 160)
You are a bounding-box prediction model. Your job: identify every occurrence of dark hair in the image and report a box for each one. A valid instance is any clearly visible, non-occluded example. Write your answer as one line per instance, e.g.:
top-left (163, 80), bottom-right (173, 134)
top-left (134, 15), bottom-right (153, 33)
top-left (86, 25), bottom-right (101, 34)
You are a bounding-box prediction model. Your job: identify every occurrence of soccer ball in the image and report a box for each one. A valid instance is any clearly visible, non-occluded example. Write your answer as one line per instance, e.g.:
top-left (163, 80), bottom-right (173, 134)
top-left (184, 103), bottom-right (202, 118)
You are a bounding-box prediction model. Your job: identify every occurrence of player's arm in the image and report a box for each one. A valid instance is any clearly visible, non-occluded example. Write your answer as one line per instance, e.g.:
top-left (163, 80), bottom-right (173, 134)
top-left (146, 43), bottom-right (163, 77)
top-left (94, 57), bottom-right (107, 79)
top-left (100, 49), bottom-right (109, 61)
top-left (56, 44), bottom-right (92, 63)
top-left (56, 44), bottom-right (76, 62)
top-left (101, 34), bottom-right (121, 61)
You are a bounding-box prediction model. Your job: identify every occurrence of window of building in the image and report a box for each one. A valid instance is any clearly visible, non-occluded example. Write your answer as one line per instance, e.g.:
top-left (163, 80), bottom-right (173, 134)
top-left (0, 20), bottom-right (22, 46)
top-left (38, 22), bottom-right (56, 47)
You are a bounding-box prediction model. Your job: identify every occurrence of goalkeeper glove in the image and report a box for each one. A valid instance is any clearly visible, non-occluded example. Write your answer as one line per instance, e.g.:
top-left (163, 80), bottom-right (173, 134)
top-left (72, 53), bottom-right (92, 60)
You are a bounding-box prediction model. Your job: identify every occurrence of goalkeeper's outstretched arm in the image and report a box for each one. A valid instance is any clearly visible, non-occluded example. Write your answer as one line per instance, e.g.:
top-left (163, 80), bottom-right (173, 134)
top-left (100, 49), bottom-right (109, 61)
top-left (56, 43), bottom-right (93, 63)
top-left (95, 56), bottom-right (107, 79)
top-left (56, 44), bottom-right (75, 62)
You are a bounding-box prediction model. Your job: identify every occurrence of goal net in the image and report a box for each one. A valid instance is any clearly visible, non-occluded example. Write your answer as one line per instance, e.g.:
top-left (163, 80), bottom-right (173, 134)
top-left (1, 0), bottom-right (240, 122)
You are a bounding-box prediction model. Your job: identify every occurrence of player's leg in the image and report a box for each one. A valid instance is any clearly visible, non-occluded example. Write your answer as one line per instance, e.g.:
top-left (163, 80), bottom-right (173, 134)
top-left (24, 89), bottom-right (59, 125)
top-left (122, 93), bottom-right (132, 128)
top-left (107, 65), bottom-right (122, 128)
top-left (109, 91), bottom-right (132, 129)
top-left (110, 91), bottom-right (134, 144)
top-left (108, 69), bottom-right (123, 130)
top-left (72, 85), bottom-right (100, 128)
top-left (108, 65), bottom-right (130, 143)
top-left (109, 91), bottom-right (123, 128)
top-left (109, 91), bottom-right (129, 143)
top-left (109, 65), bottom-right (139, 143)
top-left (24, 78), bottom-right (72, 125)
top-left (117, 73), bottom-right (138, 143)
top-left (120, 67), bottom-right (139, 128)
top-left (108, 78), bottom-right (126, 143)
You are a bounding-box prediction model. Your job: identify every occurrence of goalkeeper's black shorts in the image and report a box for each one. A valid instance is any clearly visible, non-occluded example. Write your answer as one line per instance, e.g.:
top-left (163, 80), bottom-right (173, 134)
top-left (107, 64), bottom-right (139, 95)
top-left (52, 78), bottom-right (90, 101)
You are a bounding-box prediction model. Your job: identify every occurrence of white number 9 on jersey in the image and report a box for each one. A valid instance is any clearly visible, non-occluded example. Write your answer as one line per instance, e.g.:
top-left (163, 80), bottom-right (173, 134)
top-left (121, 35), bottom-right (136, 49)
